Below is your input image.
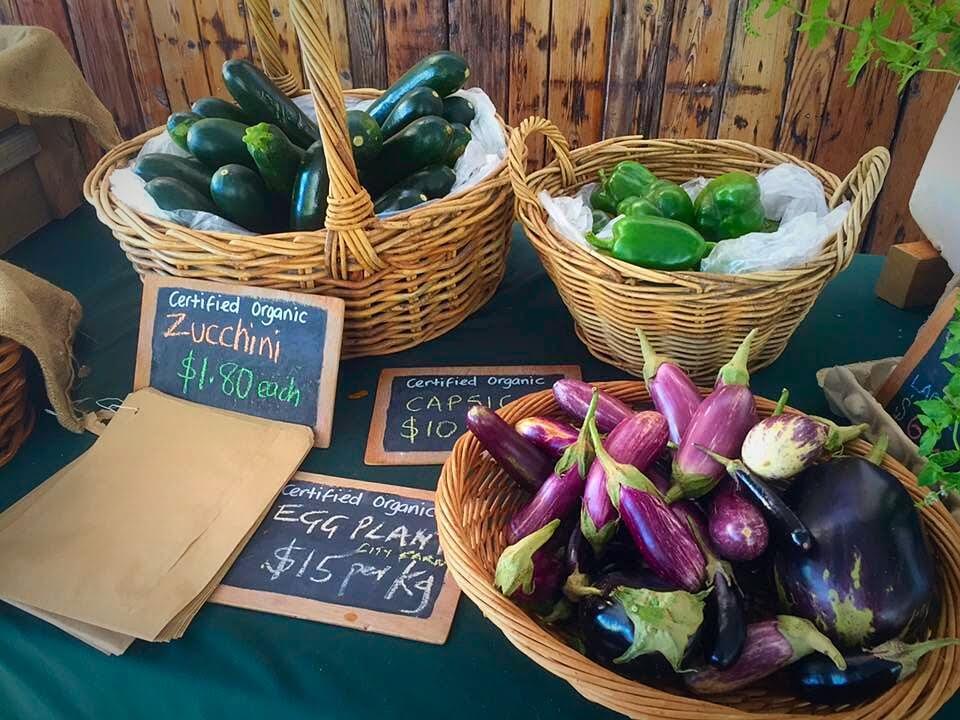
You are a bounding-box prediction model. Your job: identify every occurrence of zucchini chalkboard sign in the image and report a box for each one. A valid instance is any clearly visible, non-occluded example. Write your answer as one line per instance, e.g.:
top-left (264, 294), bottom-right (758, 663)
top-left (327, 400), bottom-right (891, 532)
top-left (135, 277), bottom-right (344, 447)
top-left (364, 365), bottom-right (581, 465)
top-left (212, 472), bottom-right (460, 644)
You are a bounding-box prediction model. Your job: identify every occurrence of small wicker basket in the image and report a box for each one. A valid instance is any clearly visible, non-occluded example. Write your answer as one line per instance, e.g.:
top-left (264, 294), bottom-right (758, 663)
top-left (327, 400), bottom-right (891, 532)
top-left (0, 336), bottom-right (35, 468)
top-left (436, 382), bottom-right (960, 719)
top-left (83, 0), bottom-right (513, 358)
top-left (507, 118), bottom-right (890, 383)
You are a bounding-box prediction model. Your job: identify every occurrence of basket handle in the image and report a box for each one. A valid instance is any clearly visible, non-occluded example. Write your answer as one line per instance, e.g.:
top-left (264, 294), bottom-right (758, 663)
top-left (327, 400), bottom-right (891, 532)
top-left (246, 0), bottom-right (303, 97)
top-left (507, 116), bottom-right (577, 211)
top-left (828, 146), bottom-right (891, 275)
top-left (289, 0), bottom-right (384, 277)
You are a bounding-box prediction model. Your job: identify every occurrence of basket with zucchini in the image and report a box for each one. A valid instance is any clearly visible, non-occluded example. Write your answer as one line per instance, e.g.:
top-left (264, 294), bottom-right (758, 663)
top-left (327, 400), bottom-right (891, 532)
top-left (85, 0), bottom-right (512, 358)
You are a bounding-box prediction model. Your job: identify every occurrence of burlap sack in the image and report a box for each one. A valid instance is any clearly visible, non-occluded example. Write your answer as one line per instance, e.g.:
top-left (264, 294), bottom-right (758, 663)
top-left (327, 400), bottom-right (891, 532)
top-left (0, 261), bottom-right (83, 432)
top-left (0, 25), bottom-right (120, 150)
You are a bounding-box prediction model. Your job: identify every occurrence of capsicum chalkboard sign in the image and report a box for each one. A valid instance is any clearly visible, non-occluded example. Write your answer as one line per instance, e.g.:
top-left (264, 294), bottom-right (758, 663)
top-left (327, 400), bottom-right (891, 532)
top-left (135, 276), bottom-right (344, 447)
top-left (364, 365), bottom-right (581, 465)
top-left (211, 472), bottom-right (460, 644)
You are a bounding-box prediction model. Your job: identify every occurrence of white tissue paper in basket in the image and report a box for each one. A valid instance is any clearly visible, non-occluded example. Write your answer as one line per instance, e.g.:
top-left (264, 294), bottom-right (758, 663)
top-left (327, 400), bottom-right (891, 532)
top-left (109, 87), bottom-right (506, 233)
top-left (538, 164), bottom-right (850, 275)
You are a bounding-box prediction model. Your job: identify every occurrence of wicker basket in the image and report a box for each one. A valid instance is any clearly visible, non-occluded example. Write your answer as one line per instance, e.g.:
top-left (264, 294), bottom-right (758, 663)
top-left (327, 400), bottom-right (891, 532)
top-left (0, 336), bottom-right (35, 468)
top-left (436, 382), bottom-right (960, 719)
top-left (507, 117), bottom-right (890, 383)
top-left (83, 0), bottom-right (513, 358)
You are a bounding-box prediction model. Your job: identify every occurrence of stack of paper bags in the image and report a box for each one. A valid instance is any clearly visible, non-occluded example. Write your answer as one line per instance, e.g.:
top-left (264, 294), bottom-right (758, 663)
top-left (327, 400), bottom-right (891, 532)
top-left (0, 388), bottom-right (313, 654)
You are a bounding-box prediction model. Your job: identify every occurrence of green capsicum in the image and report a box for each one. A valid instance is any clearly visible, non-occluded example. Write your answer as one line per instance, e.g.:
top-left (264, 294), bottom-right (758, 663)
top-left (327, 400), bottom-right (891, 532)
top-left (644, 179), bottom-right (695, 225)
top-left (587, 216), bottom-right (707, 271)
top-left (693, 171), bottom-right (766, 241)
top-left (590, 187), bottom-right (619, 214)
top-left (600, 161), bottom-right (657, 203)
top-left (618, 196), bottom-right (661, 219)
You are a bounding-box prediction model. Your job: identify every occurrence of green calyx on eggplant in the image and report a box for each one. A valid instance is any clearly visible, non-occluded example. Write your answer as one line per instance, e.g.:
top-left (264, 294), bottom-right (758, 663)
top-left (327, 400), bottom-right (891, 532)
top-left (495, 519), bottom-right (564, 613)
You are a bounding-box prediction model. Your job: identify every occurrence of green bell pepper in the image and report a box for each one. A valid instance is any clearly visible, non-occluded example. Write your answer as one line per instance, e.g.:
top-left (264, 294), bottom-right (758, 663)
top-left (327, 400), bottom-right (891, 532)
top-left (591, 208), bottom-right (612, 232)
top-left (590, 187), bottom-right (618, 214)
top-left (644, 179), bottom-right (695, 225)
top-left (693, 171), bottom-right (765, 241)
top-left (587, 216), bottom-right (706, 271)
top-left (618, 196), bottom-right (661, 219)
top-left (600, 161), bottom-right (657, 203)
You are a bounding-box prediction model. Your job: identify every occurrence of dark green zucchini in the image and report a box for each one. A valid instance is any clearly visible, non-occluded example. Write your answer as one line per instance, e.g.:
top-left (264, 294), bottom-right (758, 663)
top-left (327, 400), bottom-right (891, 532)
top-left (290, 140), bottom-right (329, 231)
top-left (346, 109), bottom-right (383, 168)
top-left (145, 177), bottom-right (215, 213)
top-left (380, 87), bottom-right (443, 138)
top-left (186, 118), bottom-right (255, 171)
top-left (222, 59), bottom-right (320, 148)
top-left (166, 112), bottom-right (200, 152)
top-left (191, 96), bottom-right (250, 123)
top-left (445, 123), bottom-right (471, 166)
top-left (373, 188), bottom-right (428, 214)
top-left (366, 51), bottom-right (470, 125)
top-left (387, 165), bottom-right (455, 199)
top-left (210, 164), bottom-right (272, 231)
top-left (441, 95), bottom-right (476, 126)
top-left (361, 115), bottom-right (454, 196)
top-left (134, 154), bottom-right (213, 195)
top-left (242, 123), bottom-right (304, 196)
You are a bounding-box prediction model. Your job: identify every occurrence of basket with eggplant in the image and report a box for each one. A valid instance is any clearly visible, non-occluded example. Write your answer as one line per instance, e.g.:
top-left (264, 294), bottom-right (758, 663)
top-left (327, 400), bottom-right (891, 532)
top-left (436, 331), bottom-right (960, 719)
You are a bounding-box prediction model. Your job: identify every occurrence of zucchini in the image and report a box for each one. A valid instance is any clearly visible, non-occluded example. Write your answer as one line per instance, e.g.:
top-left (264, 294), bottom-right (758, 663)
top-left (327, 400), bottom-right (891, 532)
top-left (373, 188), bottom-right (428, 214)
top-left (441, 95), bottom-right (476, 126)
top-left (366, 51), bottom-right (470, 125)
top-left (166, 112), bottom-right (199, 152)
top-left (145, 177), bottom-right (215, 213)
top-left (445, 123), bottom-right (471, 166)
top-left (387, 165), bottom-right (455, 199)
top-left (134, 153), bottom-right (213, 195)
top-left (346, 109), bottom-right (382, 168)
top-left (191, 96), bottom-right (250, 123)
top-left (222, 59), bottom-right (320, 148)
top-left (242, 123), bottom-right (304, 196)
top-left (186, 118), bottom-right (255, 171)
top-left (210, 164), bottom-right (272, 232)
top-left (380, 87), bottom-right (443, 138)
top-left (361, 115), bottom-right (454, 196)
top-left (290, 140), bottom-right (329, 231)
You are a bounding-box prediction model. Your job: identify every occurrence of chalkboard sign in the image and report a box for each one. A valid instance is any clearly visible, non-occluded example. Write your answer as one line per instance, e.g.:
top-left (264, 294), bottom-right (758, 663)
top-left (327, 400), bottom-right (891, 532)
top-left (135, 277), bottom-right (344, 447)
top-left (211, 472), bottom-right (460, 644)
top-left (364, 365), bottom-right (581, 465)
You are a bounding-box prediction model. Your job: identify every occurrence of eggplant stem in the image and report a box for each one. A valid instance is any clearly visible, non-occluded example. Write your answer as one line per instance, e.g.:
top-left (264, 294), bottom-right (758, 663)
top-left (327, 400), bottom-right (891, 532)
top-left (637, 328), bottom-right (664, 382)
top-left (870, 638), bottom-right (960, 679)
top-left (717, 329), bottom-right (757, 387)
top-left (694, 444), bottom-right (740, 475)
top-left (773, 388), bottom-right (789, 416)
top-left (867, 433), bottom-right (889, 466)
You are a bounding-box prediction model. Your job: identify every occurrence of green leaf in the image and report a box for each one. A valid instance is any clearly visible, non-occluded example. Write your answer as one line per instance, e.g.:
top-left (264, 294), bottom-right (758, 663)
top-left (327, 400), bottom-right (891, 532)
top-left (928, 449), bottom-right (960, 468)
top-left (918, 461), bottom-right (943, 487)
top-left (916, 398), bottom-right (953, 424)
top-left (494, 519), bottom-right (561, 597)
top-left (943, 335), bottom-right (960, 360)
top-left (611, 587), bottom-right (708, 670)
top-left (919, 427), bottom-right (943, 456)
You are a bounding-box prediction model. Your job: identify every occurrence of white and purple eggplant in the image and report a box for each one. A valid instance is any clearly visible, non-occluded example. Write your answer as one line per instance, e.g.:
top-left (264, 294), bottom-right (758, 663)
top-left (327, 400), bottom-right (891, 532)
top-left (685, 615), bottom-right (846, 695)
top-left (637, 328), bottom-right (702, 444)
top-left (495, 519), bottom-right (565, 613)
top-left (708, 481), bottom-right (769, 562)
top-left (668, 330), bottom-right (758, 502)
top-left (580, 411), bottom-right (669, 555)
top-left (514, 416), bottom-right (580, 460)
top-left (467, 404), bottom-right (553, 491)
top-left (553, 378), bottom-right (633, 432)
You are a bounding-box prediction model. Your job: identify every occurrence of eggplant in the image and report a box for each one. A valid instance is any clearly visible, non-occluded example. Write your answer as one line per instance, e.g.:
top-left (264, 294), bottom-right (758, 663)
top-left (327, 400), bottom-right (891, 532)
top-left (791, 638), bottom-right (960, 706)
top-left (708, 481), bottom-right (769, 562)
top-left (495, 519), bottom-right (565, 613)
top-left (553, 379), bottom-right (633, 432)
top-left (580, 411), bottom-right (669, 555)
top-left (466, 404), bottom-right (552, 491)
top-left (668, 330), bottom-right (757, 502)
top-left (686, 615), bottom-right (846, 694)
top-left (515, 416), bottom-right (579, 460)
top-left (774, 451), bottom-right (938, 650)
top-left (637, 328), bottom-right (702, 444)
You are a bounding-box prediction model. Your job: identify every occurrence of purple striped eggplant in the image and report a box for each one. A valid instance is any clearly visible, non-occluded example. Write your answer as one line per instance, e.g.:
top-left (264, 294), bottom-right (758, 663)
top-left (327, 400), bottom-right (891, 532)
top-left (637, 328), bottom-right (702, 444)
top-left (553, 379), bottom-right (633, 432)
top-left (708, 481), bottom-right (769, 562)
top-left (580, 411), bottom-right (669, 554)
top-left (685, 615), bottom-right (845, 695)
top-left (515, 416), bottom-right (580, 460)
top-left (495, 519), bottom-right (565, 613)
top-left (467, 404), bottom-right (553, 491)
top-left (668, 330), bottom-right (758, 502)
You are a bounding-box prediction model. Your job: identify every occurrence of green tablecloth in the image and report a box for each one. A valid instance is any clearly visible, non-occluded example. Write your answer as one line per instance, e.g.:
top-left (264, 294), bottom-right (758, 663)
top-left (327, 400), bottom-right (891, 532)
top-left (1, 207), bottom-right (956, 719)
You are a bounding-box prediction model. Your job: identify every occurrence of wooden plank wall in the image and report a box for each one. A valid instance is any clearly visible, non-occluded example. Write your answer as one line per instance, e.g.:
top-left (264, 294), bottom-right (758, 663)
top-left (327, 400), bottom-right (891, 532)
top-left (0, 0), bottom-right (954, 254)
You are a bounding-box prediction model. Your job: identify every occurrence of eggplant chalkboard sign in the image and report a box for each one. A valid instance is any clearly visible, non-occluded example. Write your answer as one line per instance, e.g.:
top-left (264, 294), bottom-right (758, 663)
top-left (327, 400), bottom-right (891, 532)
top-left (212, 472), bottom-right (460, 644)
top-left (364, 365), bottom-right (580, 465)
top-left (135, 277), bottom-right (344, 447)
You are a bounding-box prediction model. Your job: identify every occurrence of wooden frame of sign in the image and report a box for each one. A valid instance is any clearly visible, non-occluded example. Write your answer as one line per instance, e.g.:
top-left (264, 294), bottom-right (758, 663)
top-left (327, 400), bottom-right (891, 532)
top-left (364, 365), bottom-right (581, 465)
top-left (211, 472), bottom-right (461, 645)
top-left (134, 276), bottom-right (344, 448)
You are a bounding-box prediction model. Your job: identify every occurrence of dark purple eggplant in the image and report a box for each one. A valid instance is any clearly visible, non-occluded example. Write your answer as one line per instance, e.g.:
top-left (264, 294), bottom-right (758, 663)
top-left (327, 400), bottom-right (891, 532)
top-left (467, 404), bottom-right (552, 491)
top-left (791, 638), bottom-right (960, 706)
top-left (495, 518), bottom-right (565, 613)
top-left (668, 330), bottom-right (757, 502)
top-left (515, 416), bottom-right (579, 460)
top-left (580, 411), bottom-right (669, 554)
top-left (774, 451), bottom-right (938, 650)
top-left (553, 379), bottom-right (633, 432)
top-left (708, 481), bottom-right (769, 562)
top-left (686, 615), bottom-right (846, 694)
top-left (637, 328), bottom-right (702, 444)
